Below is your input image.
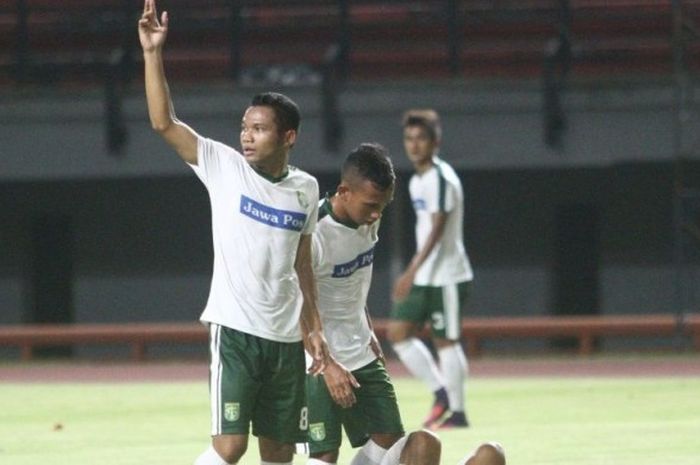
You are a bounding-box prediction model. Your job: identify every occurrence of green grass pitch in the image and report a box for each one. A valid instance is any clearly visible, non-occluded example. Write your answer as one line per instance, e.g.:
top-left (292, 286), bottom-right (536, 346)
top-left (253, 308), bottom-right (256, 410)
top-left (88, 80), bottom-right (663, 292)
top-left (1, 376), bottom-right (699, 464)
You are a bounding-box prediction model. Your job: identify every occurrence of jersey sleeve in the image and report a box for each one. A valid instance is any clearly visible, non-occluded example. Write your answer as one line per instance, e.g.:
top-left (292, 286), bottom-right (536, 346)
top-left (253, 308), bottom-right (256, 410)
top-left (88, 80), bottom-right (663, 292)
top-left (426, 170), bottom-right (455, 214)
top-left (442, 181), bottom-right (457, 213)
top-left (188, 136), bottom-right (244, 188)
top-left (301, 179), bottom-right (320, 235)
top-left (311, 230), bottom-right (324, 273)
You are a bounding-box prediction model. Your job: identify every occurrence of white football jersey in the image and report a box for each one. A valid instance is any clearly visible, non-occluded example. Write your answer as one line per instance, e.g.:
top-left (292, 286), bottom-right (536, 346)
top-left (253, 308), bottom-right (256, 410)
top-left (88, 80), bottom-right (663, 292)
top-left (409, 156), bottom-right (473, 286)
top-left (190, 136), bottom-right (319, 343)
top-left (312, 198), bottom-right (379, 371)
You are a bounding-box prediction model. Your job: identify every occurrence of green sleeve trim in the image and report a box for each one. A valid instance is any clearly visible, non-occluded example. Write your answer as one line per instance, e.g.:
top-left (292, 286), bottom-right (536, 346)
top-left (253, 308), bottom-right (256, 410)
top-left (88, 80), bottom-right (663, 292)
top-left (436, 163), bottom-right (447, 212)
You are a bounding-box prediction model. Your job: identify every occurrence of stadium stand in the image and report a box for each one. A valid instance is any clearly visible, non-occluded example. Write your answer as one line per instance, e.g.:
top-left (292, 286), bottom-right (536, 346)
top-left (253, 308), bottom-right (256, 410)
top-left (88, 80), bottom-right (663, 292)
top-left (2, 0), bottom-right (700, 86)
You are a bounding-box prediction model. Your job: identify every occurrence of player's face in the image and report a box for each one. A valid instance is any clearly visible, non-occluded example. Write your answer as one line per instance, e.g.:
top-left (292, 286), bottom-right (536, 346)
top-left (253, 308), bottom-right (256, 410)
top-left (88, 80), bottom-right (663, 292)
top-left (403, 125), bottom-right (438, 166)
top-left (341, 179), bottom-right (394, 226)
top-left (240, 106), bottom-right (294, 169)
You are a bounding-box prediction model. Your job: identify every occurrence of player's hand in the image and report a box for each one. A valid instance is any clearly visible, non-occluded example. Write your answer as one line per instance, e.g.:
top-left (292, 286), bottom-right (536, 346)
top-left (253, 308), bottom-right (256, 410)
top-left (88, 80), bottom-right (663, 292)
top-left (138, 0), bottom-right (168, 52)
top-left (322, 360), bottom-right (360, 409)
top-left (392, 271), bottom-right (414, 302)
top-left (369, 332), bottom-right (385, 364)
top-left (305, 330), bottom-right (330, 376)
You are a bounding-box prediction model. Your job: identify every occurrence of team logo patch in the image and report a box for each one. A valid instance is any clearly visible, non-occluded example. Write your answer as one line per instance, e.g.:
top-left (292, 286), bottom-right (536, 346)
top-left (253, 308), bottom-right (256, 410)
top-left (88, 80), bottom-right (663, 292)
top-left (309, 422), bottom-right (326, 441)
top-left (296, 190), bottom-right (309, 209)
top-left (240, 195), bottom-right (307, 231)
top-left (224, 402), bottom-right (240, 422)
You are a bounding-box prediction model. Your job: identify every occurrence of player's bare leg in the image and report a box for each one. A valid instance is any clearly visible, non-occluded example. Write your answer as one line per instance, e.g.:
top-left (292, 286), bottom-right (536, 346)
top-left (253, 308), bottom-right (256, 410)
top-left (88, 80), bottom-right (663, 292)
top-left (388, 321), bottom-right (449, 427)
top-left (195, 434), bottom-right (248, 465)
top-left (259, 436), bottom-right (295, 464)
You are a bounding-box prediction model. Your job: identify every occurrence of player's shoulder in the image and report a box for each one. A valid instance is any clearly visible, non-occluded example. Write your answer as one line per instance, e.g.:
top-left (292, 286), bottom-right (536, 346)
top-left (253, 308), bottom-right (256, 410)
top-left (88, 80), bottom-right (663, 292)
top-left (287, 164), bottom-right (315, 180)
top-left (435, 157), bottom-right (462, 183)
top-left (434, 156), bottom-right (456, 172)
top-left (285, 164), bottom-right (319, 189)
top-left (200, 136), bottom-right (243, 159)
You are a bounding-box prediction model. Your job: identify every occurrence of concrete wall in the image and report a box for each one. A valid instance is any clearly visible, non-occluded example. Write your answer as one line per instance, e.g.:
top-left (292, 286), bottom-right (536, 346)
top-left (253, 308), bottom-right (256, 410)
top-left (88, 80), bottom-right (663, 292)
top-left (1, 79), bottom-right (699, 336)
top-left (1, 80), bottom-right (696, 182)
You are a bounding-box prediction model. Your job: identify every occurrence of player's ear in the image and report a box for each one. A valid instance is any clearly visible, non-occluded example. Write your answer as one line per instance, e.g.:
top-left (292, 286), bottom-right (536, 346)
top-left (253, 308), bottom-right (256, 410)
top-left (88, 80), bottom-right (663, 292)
top-left (337, 182), bottom-right (350, 198)
top-left (284, 129), bottom-right (297, 148)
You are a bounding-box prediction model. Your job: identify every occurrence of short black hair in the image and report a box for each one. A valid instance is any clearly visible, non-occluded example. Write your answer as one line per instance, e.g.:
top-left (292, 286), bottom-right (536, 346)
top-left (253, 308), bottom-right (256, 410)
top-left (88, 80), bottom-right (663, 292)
top-left (250, 92), bottom-right (301, 133)
top-left (402, 109), bottom-right (441, 142)
top-left (342, 143), bottom-right (395, 191)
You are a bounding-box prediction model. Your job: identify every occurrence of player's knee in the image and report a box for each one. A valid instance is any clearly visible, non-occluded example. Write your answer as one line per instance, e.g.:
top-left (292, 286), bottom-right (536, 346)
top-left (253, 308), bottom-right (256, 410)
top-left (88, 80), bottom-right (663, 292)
top-left (310, 450), bottom-right (339, 464)
top-left (467, 442), bottom-right (505, 465)
top-left (258, 437), bottom-right (295, 463)
top-left (212, 435), bottom-right (248, 464)
top-left (370, 432), bottom-right (404, 449)
top-left (433, 336), bottom-right (459, 349)
top-left (405, 429), bottom-right (441, 456)
top-left (387, 321), bottom-right (411, 344)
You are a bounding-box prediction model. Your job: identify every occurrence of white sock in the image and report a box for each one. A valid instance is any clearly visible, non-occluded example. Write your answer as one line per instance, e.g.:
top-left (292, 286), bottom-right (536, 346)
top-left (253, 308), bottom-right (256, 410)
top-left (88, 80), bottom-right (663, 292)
top-left (194, 445), bottom-right (233, 465)
top-left (378, 436), bottom-right (408, 465)
top-left (307, 459), bottom-right (335, 465)
top-left (349, 439), bottom-right (387, 465)
top-left (438, 343), bottom-right (468, 412)
top-left (392, 338), bottom-right (445, 391)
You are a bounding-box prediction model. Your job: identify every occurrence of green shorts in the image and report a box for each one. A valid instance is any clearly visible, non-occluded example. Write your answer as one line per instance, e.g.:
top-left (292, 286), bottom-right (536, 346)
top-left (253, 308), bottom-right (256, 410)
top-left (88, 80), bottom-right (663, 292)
top-left (207, 324), bottom-right (306, 443)
top-left (391, 281), bottom-right (471, 340)
top-left (305, 359), bottom-right (404, 454)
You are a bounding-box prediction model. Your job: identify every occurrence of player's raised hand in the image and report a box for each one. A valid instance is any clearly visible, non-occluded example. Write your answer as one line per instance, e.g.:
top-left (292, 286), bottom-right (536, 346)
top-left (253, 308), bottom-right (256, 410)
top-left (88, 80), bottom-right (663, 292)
top-left (138, 0), bottom-right (168, 52)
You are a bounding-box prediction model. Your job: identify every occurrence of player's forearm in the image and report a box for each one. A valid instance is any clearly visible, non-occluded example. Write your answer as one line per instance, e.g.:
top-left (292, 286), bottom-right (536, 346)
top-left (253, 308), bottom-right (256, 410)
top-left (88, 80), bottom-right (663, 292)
top-left (298, 271), bottom-right (323, 337)
top-left (295, 234), bottom-right (322, 335)
top-left (143, 50), bottom-right (176, 132)
top-left (407, 232), bottom-right (440, 274)
top-left (406, 214), bottom-right (446, 274)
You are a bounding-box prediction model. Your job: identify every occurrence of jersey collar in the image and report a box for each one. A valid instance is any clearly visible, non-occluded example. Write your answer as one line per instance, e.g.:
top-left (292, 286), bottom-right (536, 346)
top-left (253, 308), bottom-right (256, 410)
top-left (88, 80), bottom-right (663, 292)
top-left (321, 194), bottom-right (361, 229)
top-left (251, 165), bottom-right (290, 183)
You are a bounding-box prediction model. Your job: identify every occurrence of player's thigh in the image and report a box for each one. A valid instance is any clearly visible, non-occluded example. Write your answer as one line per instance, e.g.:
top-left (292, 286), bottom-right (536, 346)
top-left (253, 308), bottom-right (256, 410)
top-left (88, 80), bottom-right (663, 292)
top-left (345, 360), bottom-right (404, 447)
top-left (430, 281), bottom-right (470, 340)
top-left (252, 339), bottom-right (307, 445)
top-left (391, 285), bottom-right (433, 325)
top-left (305, 372), bottom-right (345, 454)
top-left (209, 324), bottom-right (261, 436)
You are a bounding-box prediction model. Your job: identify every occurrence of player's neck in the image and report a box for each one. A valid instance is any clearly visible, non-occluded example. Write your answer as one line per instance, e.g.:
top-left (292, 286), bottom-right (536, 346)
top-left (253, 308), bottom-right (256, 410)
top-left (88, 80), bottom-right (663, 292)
top-left (329, 194), bottom-right (359, 228)
top-left (413, 157), bottom-right (435, 175)
top-left (250, 155), bottom-right (289, 180)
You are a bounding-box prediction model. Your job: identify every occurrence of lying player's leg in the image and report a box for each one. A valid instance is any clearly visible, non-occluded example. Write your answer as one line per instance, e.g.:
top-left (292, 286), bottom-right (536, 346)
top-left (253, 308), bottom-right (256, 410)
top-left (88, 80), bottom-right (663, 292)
top-left (377, 429), bottom-right (441, 465)
top-left (459, 442), bottom-right (506, 465)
